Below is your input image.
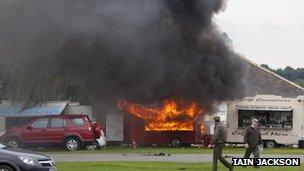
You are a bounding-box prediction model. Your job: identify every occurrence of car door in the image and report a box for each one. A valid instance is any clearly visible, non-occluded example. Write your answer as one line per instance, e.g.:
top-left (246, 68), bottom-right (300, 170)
top-left (45, 117), bottom-right (67, 142)
top-left (70, 117), bottom-right (90, 139)
top-left (22, 118), bottom-right (50, 142)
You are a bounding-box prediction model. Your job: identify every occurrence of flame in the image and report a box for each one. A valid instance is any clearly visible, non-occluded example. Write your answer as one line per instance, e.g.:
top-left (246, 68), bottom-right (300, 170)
top-left (118, 99), bottom-right (203, 131)
top-left (200, 124), bottom-right (205, 134)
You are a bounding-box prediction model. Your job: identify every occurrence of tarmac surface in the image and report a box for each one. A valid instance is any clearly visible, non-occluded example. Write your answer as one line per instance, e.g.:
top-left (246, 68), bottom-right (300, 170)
top-left (50, 153), bottom-right (304, 163)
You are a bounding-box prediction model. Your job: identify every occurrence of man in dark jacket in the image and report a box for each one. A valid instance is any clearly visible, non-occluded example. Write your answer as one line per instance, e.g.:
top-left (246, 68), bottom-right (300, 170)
top-left (243, 119), bottom-right (262, 165)
top-left (209, 116), bottom-right (233, 171)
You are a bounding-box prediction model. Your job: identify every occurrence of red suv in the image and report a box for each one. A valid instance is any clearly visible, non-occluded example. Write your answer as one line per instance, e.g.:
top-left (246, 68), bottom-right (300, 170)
top-left (0, 114), bottom-right (101, 151)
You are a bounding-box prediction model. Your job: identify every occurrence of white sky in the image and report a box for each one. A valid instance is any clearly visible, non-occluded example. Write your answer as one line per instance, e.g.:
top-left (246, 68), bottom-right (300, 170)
top-left (214, 0), bottom-right (304, 69)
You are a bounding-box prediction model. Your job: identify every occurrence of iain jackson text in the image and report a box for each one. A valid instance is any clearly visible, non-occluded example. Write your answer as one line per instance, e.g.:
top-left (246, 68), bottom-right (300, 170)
top-left (232, 158), bottom-right (300, 166)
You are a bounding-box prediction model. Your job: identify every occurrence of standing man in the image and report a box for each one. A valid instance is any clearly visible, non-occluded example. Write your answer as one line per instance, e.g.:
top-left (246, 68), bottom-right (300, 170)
top-left (209, 116), bottom-right (233, 171)
top-left (243, 119), bottom-right (262, 166)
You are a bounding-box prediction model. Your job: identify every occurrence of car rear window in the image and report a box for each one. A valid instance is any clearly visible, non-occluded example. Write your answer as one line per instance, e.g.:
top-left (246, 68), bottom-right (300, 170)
top-left (71, 118), bottom-right (85, 126)
top-left (50, 118), bottom-right (67, 128)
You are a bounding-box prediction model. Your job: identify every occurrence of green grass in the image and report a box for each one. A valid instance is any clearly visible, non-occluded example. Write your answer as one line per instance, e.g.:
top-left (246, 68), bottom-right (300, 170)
top-left (44, 146), bottom-right (304, 155)
top-left (56, 161), bottom-right (303, 171)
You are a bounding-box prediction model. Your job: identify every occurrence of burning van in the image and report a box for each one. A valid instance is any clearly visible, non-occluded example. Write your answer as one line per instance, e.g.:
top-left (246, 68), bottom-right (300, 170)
top-left (105, 99), bottom-right (211, 147)
top-left (226, 94), bottom-right (304, 148)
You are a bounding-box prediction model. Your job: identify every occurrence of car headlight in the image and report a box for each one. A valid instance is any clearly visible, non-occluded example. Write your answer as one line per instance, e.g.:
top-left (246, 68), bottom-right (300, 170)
top-left (19, 156), bottom-right (39, 166)
top-left (50, 157), bottom-right (56, 165)
top-left (0, 130), bottom-right (6, 136)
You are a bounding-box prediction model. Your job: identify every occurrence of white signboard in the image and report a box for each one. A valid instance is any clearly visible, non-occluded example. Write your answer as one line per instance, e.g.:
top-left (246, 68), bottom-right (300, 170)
top-left (226, 95), bottom-right (304, 145)
top-left (106, 113), bottom-right (124, 141)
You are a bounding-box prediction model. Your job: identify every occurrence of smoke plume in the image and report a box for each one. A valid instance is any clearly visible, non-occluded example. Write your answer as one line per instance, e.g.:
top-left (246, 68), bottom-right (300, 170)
top-left (0, 0), bottom-right (246, 108)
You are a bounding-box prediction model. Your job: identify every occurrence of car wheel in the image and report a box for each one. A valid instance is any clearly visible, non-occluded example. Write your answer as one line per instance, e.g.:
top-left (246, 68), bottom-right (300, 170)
top-left (0, 165), bottom-right (15, 171)
top-left (94, 140), bottom-right (100, 150)
top-left (6, 137), bottom-right (22, 148)
top-left (64, 137), bottom-right (81, 151)
top-left (171, 138), bottom-right (181, 147)
top-left (86, 140), bottom-right (99, 150)
top-left (265, 140), bottom-right (276, 148)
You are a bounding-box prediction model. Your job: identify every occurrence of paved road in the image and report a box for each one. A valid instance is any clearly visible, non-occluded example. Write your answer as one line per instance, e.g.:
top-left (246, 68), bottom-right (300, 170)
top-left (50, 153), bottom-right (304, 163)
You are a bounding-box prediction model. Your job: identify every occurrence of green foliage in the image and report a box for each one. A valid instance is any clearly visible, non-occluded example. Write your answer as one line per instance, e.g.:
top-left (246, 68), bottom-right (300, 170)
top-left (261, 64), bottom-right (304, 88)
top-left (295, 79), bottom-right (304, 88)
top-left (0, 67), bottom-right (89, 104)
top-left (260, 64), bottom-right (274, 71)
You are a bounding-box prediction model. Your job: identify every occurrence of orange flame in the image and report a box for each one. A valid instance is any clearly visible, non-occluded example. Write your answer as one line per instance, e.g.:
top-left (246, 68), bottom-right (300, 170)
top-left (118, 99), bottom-right (203, 131)
top-left (200, 124), bottom-right (205, 134)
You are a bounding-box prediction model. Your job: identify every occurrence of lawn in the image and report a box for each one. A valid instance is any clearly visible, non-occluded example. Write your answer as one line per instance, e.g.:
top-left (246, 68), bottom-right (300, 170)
top-left (56, 161), bottom-right (303, 171)
top-left (44, 146), bottom-right (304, 155)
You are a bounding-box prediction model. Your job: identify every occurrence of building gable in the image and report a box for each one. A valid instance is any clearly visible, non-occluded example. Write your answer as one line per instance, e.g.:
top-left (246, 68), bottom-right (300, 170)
top-left (240, 57), bottom-right (304, 97)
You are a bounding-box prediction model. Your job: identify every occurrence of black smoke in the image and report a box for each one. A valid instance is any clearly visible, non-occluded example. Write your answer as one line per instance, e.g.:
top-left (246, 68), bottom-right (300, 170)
top-left (0, 0), bottom-right (246, 108)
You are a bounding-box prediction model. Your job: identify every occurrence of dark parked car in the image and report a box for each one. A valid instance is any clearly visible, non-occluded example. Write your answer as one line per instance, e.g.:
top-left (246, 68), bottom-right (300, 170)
top-left (0, 143), bottom-right (56, 171)
top-left (0, 114), bottom-right (101, 151)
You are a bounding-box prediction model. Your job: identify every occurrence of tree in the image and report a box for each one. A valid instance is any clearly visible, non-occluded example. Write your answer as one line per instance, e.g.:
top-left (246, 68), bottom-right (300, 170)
top-left (260, 65), bottom-right (304, 88)
top-left (295, 79), bottom-right (304, 88)
top-left (1, 66), bottom-right (89, 105)
top-left (261, 64), bottom-right (272, 71)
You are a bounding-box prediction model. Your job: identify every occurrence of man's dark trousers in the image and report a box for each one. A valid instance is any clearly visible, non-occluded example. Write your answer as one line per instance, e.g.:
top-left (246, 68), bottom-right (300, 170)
top-left (244, 145), bottom-right (259, 158)
top-left (212, 143), bottom-right (233, 171)
top-left (243, 144), bottom-right (260, 166)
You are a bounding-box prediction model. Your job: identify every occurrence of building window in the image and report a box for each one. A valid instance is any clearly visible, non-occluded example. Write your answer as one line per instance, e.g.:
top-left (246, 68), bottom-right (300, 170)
top-left (238, 110), bottom-right (293, 129)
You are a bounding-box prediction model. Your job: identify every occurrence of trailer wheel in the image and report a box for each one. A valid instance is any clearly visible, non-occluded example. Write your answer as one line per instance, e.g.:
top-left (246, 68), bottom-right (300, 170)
top-left (264, 140), bottom-right (276, 148)
top-left (171, 138), bottom-right (181, 147)
top-left (6, 137), bottom-right (22, 148)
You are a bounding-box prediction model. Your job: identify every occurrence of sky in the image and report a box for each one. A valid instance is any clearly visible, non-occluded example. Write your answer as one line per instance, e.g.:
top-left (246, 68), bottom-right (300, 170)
top-left (214, 0), bottom-right (304, 69)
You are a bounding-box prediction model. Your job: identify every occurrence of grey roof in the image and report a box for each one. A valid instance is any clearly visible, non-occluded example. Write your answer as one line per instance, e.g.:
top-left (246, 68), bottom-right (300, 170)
top-left (0, 102), bottom-right (67, 117)
top-left (240, 56), bottom-right (304, 98)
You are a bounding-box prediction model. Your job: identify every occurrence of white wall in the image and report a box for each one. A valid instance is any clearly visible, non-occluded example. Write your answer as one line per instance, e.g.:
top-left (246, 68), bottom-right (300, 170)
top-left (0, 117), bottom-right (5, 131)
top-left (63, 105), bottom-right (93, 118)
